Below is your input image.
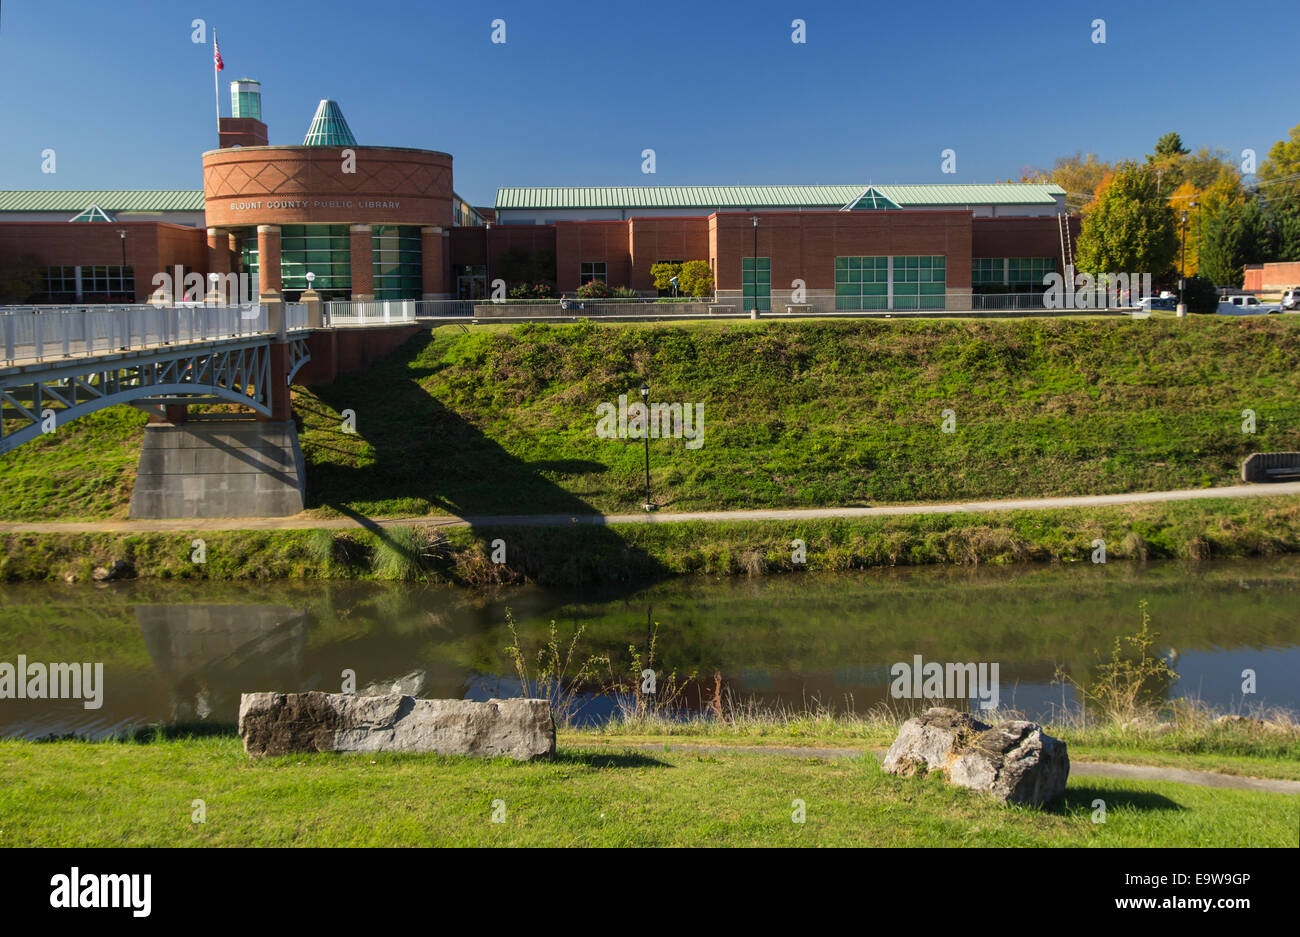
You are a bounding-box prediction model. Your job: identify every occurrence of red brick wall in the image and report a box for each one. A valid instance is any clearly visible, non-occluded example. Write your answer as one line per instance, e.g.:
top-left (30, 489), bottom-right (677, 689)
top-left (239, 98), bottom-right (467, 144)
top-left (448, 225), bottom-right (557, 267)
top-left (709, 210), bottom-right (974, 290)
top-left (554, 221), bottom-right (631, 291)
top-left (972, 216), bottom-right (1079, 264)
top-left (203, 145), bottom-right (454, 228)
top-left (294, 325), bottom-right (424, 386)
top-left (0, 221), bottom-right (207, 301)
top-left (628, 217), bottom-right (711, 291)
top-left (1258, 261), bottom-right (1300, 290)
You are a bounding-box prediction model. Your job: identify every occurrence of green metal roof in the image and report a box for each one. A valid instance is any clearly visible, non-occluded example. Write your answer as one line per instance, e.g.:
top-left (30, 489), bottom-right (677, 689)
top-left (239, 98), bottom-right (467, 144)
top-left (0, 190), bottom-right (205, 213)
top-left (302, 99), bottom-right (358, 146)
top-left (495, 183), bottom-right (1066, 210)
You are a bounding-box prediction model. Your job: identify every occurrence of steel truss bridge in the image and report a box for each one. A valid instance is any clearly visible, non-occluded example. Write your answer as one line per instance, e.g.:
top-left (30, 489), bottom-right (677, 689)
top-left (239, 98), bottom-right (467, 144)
top-left (0, 304), bottom-right (313, 455)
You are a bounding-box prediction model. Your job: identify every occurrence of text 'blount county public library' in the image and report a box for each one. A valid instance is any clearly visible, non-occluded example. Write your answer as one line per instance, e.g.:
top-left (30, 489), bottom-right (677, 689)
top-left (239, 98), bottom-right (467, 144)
top-left (0, 79), bottom-right (1081, 311)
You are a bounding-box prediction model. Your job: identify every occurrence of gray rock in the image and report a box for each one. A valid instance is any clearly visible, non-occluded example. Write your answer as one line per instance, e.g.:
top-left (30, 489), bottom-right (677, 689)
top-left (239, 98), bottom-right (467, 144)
top-left (359, 669), bottom-right (427, 698)
top-left (882, 707), bottom-right (1069, 805)
top-left (92, 560), bottom-right (134, 582)
top-left (238, 691), bottom-right (555, 761)
top-left (882, 707), bottom-right (991, 776)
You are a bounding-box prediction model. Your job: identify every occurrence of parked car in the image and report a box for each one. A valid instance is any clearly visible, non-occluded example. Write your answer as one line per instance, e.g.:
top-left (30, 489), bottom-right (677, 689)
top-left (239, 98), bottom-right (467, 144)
top-left (1281, 287), bottom-right (1300, 311)
top-left (1217, 294), bottom-right (1282, 315)
top-left (1132, 296), bottom-right (1176, 313)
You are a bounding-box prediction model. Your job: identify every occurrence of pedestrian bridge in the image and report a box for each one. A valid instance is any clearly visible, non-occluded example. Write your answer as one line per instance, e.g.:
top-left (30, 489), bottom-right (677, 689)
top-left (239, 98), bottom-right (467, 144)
top-left (0, 301), bottom-right (417, 455)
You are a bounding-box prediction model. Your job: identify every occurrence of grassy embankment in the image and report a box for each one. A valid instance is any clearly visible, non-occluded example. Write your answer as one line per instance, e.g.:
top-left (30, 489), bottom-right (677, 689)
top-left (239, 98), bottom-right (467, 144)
top-left (1, 733), bottom-right (1292, 847)
top-left (1, 317), bottom-right (1299, 582)
top-left (2, 494), bottom-right (1300, 583)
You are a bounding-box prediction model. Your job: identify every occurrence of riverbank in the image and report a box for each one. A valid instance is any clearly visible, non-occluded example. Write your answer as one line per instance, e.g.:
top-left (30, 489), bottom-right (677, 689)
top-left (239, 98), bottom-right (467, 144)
top-left (2, 494), bottom-right (1299, 584)
top-left (3, 317), bottom-right (1300, 522)
top-left (2, 728), bottom-right (1292, 847)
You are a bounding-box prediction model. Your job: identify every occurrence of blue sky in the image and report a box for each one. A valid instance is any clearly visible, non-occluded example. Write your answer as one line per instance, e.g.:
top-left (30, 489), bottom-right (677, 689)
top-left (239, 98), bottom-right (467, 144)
top-left (1, 0), bottom-right (1296, 206)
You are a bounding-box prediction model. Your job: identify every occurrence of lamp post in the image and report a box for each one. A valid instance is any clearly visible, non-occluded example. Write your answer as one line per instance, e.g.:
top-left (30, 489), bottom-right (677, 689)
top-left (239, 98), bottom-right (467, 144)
top-left (484, 222), bottom-right (492, 301)
top-left (751, 215), bottom-right (759, 318)
top-left (118, 229), bottom-right (127, 301)
top-left (640, 382), bottom-right (652, 511)
top-left (1177, 210), bottom-right (1188, 317)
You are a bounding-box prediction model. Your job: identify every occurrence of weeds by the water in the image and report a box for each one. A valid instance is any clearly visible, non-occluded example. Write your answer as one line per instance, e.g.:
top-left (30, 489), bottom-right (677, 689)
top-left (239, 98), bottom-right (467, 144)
top-left (1053, 600), bottom-right (1180, 727)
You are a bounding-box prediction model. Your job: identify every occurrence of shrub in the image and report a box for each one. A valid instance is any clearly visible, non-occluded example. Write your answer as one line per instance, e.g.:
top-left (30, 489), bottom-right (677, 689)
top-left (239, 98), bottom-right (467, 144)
top-left (575, 279), bottom-right (615, 299)
top-left (679, 260), bottom-right (714, 298)
top-left (1183, 273), bottom-right (1218, 314)
top-left (507, 282), bottom-right (555, 300)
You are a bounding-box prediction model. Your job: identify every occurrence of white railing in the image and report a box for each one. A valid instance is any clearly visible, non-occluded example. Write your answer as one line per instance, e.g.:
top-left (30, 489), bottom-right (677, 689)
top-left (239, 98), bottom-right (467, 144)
top-left (285, 302), bottom-right (308, 332)
top-left (325, 299), bottom-right (420, 325)
top-left (1, 304), bottom-right (271, 367)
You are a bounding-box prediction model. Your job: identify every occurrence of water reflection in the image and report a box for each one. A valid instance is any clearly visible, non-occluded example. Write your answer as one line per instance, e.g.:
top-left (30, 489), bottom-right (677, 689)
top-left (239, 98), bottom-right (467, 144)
top-left (1, 558), bottom-right (1298, 738)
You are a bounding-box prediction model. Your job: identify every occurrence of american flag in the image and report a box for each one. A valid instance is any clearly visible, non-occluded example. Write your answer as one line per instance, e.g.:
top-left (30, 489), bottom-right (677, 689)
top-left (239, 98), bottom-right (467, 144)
top-left (213, 33), bottom-right (224, 71)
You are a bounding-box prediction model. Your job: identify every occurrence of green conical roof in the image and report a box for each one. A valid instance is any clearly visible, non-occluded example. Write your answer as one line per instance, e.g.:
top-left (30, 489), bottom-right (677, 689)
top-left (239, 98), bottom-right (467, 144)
top-left (302, 99), bottom-right (357, 146)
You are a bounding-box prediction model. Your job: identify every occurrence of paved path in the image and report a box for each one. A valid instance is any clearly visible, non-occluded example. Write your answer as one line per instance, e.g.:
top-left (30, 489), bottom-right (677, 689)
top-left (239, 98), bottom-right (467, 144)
top-left (568, 742), bottom-right (1300, 794)
top-left (2, 481), bottom-right (1298, 534)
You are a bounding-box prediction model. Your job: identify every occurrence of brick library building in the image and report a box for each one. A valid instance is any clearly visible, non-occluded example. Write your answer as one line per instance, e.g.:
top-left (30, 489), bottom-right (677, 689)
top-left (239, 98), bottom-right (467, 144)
top-left (0, 79), bottom-right (1079, 312)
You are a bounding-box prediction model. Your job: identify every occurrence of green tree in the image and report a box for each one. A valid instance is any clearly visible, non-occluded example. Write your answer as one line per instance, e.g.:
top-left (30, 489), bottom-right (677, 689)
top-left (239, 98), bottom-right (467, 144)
top-left (1257, 122), bottom-right (1300, 206)
top-left (1075, 162), bottom-right (1178, 277)
top-left (1021, 151), bottom-right (1113, 214)
top-left (1200, 199), bottom-right (1273, 287)
top-left (1145, 132), bottom-right (1191, 196)
top-left (677, 260), bottom-right (714, 298)
top-left (1152, 132), bottom-right (1189, 160)
top-left (650, 261), bottom-right (683, 293)
top-left (1271, 206), bottom-right (1300, 262)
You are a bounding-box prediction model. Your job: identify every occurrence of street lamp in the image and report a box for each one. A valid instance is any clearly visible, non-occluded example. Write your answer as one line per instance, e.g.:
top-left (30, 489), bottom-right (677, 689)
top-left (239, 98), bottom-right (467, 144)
top-left (484, 222), bottom-right (492, 301)
top-left (640, 382), bottom-right (652, 511)
top-left (118, 229), bottom-right (127, 301)
top-left (751, 216), bottom-right (759, 317)
top-left (1178, 210), bottom-right (1189, 317)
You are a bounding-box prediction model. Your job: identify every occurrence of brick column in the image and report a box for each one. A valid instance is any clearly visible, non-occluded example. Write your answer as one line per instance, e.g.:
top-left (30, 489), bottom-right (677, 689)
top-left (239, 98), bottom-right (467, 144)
top-left (257, 225), bottom-right (281, 297)
top-left (205, 228), bottom-right (232, 304)
top-left (350, 224), bottom-right (373, 300)
top-left (207, 227), bottom-right (232, 274)
top-left (421, 225), bottom-right (448, 299)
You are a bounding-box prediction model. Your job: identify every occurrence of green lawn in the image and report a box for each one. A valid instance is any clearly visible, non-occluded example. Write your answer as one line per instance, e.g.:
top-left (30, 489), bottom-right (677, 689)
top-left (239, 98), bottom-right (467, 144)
top-left (1, 737), bottom-right (1292, 847)
top-left (3, 317), bottom-right (1300, 521)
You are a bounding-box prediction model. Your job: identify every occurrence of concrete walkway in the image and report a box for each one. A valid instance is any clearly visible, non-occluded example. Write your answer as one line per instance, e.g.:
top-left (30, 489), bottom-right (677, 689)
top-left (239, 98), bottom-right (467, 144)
top-left (569, 742), bottom-right (1300, 794)
top-left (2, 481), bottom-right (1298, 534)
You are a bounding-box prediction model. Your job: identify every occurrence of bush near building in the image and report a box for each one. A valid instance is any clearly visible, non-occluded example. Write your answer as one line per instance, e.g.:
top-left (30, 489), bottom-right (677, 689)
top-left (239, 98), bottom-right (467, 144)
top-left (650, 260), bottom-right (713, 298)
top-left (1183, 274), bottom-right (1218, 314)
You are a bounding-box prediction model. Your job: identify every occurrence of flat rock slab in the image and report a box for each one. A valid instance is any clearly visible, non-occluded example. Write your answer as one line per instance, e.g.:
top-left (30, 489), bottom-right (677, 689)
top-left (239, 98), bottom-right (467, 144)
top-left (882, 707), bottom-right (1069, 805)
top-left (238, 691), bottom-right (555, 761)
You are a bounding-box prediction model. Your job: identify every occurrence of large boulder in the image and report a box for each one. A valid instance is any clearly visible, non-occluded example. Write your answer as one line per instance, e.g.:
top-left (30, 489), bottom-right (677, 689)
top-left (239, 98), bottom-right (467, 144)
top-left (238, 692), bottom-right (555, 761)
top-left (882, 707), bottom-right (1069, 805)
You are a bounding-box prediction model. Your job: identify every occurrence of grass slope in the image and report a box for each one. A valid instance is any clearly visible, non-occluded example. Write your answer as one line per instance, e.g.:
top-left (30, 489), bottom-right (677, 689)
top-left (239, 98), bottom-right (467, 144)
top-left (2, 317), bottom-right (1299, 521)
top-left (1, 737), bottom-right (1291, 847)
top-left (3, 495), bottom-right (1300, 584)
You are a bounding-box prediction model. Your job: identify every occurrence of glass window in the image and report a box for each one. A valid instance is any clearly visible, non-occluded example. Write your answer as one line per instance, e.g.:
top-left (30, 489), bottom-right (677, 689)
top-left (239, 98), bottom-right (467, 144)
top-left (580, 261), bottom-right (607, 284)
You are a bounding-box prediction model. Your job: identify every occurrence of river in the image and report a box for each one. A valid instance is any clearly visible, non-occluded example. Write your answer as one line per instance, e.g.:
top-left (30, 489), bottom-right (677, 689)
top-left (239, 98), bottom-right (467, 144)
top-left (1, 557), bottom-right (1297, 738)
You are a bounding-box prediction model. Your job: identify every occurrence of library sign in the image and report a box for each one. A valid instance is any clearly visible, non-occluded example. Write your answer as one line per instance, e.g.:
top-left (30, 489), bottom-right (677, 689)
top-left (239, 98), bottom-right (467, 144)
top-left (228, 199), bottom-right (401, 211)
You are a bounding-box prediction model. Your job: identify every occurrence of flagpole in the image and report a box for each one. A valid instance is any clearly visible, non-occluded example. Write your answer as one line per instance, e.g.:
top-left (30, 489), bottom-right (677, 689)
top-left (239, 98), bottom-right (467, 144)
top-left (213, 31), bottom-right (221, 146)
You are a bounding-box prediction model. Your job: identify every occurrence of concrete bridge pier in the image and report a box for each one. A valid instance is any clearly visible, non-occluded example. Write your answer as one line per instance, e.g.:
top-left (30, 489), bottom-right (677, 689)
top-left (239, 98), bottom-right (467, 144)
top-left (128, 292), bottom-right (305, 519)
top-left (127, 419), bottom-right (306, 519)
